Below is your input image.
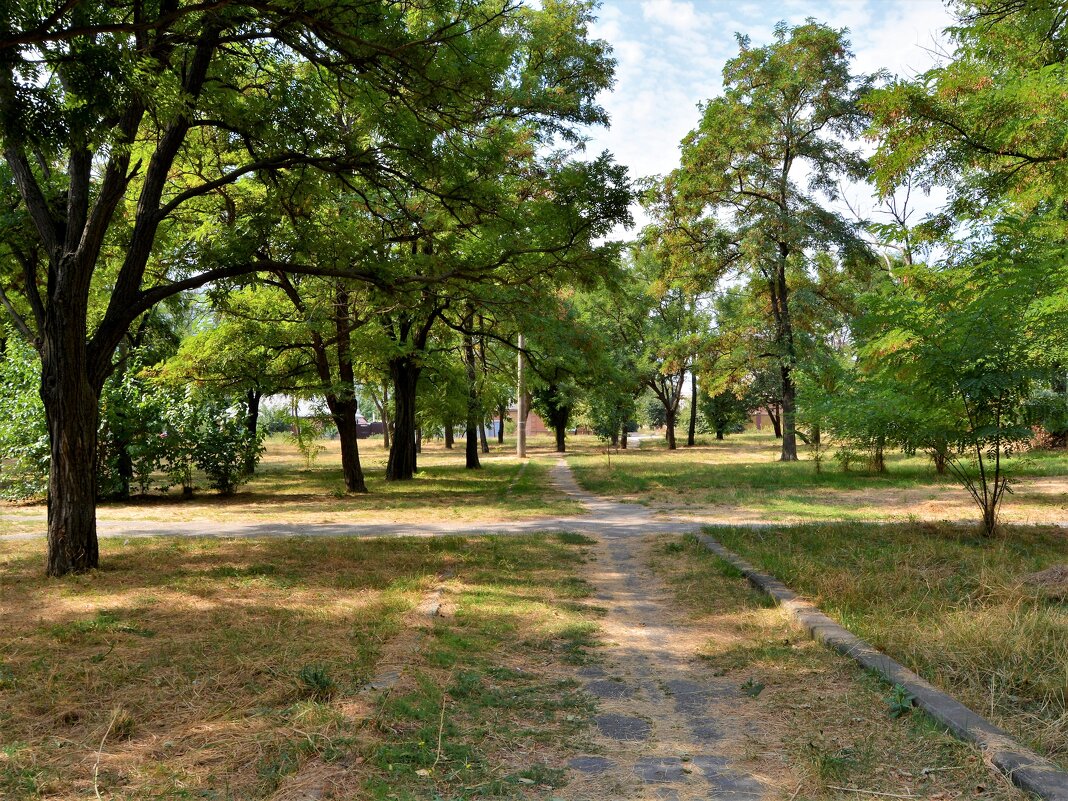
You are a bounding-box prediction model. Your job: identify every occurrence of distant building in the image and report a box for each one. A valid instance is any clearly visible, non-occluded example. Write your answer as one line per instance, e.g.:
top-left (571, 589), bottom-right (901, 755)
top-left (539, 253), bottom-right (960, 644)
top-left (507, 405), bottom-right (548, 435)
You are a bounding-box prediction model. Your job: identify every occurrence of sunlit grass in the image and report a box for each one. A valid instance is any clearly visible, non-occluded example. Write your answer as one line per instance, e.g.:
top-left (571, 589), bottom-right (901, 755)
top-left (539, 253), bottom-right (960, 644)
top-left (649, 533), bottom-right (1028, 800)
top-left (708, 522), bottom-right (1068, 769)
top-left (0, 532), bottom-right (602, 799)
top-left (1, 436), bottom-right (585, 534)
top-left (568, 429), bottom-right (1068, 524)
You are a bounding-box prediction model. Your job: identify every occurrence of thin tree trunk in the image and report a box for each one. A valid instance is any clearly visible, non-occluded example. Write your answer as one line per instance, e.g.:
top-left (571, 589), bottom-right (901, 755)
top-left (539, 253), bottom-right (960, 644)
top-left (464, 325), bottom-right (481, 470)
top-left (498, 405), bottom-right (506, 445)
top-left (444, 420), bottom-right (454, 449)
top-left (381, 382), bottom-right (391, 450)
top-left (244, 388), bottom-right (261, 476)
top-left (871, 435), bottom-right (886, 473)
top-left (687, 371), bottom-right (697, 446)
top-left (779, 365), bottom-right (798, 461)
top-left (387, 357), bottom-right (420, 480)
top-left (480, 419), bottom-right (489, 454)
top-left (416, 426), bottom-right (422, 454)
top-left (330, 398), bottom-right (367, 493)
top-left (767, 405), bottom-right (782, 438)
top-left (621, 427), bottom-right (628, 449)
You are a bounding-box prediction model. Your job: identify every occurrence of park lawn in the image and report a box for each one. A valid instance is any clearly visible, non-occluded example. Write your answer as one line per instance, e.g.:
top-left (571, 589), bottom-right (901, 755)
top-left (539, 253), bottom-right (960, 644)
top-left (0, 437), bottom-right (584, 535)
top-left (0, 532), bottom-right (603, 800)
top-left (706, 522), bottom-right (1068, 771)
top-left (648, 534), bottom-right (1028, 800)
top-left (567, 429), bottom-right (1068, 525)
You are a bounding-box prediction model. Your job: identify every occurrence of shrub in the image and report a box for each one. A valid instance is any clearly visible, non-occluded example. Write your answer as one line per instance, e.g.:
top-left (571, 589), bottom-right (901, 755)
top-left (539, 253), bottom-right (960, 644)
top-left (0, 335), bottom-right (49, 500)
top-left (194, 404), bottom-right (263, 495)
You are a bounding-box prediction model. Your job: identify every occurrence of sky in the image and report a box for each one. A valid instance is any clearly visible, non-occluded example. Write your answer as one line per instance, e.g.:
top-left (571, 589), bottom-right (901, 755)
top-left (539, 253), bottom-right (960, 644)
top-left (581, 0), bottom-right (956, 232)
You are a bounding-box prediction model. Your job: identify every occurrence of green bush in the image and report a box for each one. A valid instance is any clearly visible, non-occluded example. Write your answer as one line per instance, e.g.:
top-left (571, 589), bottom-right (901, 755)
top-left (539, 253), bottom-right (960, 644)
top-left (0, 334), bottom-right (49, 500)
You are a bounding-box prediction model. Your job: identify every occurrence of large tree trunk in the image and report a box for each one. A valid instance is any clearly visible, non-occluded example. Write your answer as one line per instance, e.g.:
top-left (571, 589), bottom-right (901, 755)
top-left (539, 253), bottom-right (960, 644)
top-left (665, 405), bottom-right (677, 450)
top-left (716, 428), bottom-right (724, 440)
top-left (330, 398), bottom-right (367, 493)
top-left (41, 344), bottom-right (102, 576)
top-left (779, 364), bottom-right (798, 461)
top-left (303, 284), bottom-right (367, 493)
top-left (444, 420), bottom-right (454, 450)
top-left (244, 388), bottom-right (261, 476)
top-left (687, 372), bottom-right (697, 447)
top-left (387, 357), bottom-right (420, 480)
top-left (554, 421), bottom-right (566, 453)
top-left (621, 426), bottom-right (628, 449)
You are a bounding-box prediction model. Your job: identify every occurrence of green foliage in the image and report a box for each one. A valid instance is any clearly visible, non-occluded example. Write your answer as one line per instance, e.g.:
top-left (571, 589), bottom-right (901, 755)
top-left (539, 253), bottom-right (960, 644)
top-left (851, 221), bottom-right (1067, 532)
top-left (0, 334), bottom-right (49, 499)
top-left (194, 406), bottom-right (263, 495)
top-left (699, 391), bottom-right (750, 439)
top-left (0, 341), bottom-right (262, 500)
top-left (866, 1), bottom-right (1068, 215)
top-left (582, 386), bottom-right (635, 443)
top-left (297, 665), bottom-right (336, 701)
top-left (287, 414), bottom-right (327, 469)
top-left (885, 684), bottom-right (915, 719)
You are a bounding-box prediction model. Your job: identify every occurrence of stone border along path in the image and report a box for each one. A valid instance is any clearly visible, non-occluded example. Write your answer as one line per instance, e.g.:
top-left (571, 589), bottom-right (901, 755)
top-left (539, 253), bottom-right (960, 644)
top-left (8, 457), bottom-right (1067, 798)
top-left (695, 533), bottom-right (1068, 801)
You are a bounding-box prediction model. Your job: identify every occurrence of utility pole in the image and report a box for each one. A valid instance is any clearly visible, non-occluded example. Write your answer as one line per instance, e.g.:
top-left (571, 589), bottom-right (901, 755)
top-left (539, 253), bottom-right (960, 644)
top-left (517, 333), bottom-right (527, 459)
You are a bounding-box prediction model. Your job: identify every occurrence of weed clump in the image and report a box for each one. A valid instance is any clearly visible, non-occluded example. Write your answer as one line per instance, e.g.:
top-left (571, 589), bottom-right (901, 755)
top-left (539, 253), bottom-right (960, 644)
top-left (297, 664), bottom-right (336, 700)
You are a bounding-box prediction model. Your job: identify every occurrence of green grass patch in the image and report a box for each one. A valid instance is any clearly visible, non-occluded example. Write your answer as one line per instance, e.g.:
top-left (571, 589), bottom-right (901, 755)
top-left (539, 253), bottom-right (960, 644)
top-left (568, 429), bottom-right (1068, 524)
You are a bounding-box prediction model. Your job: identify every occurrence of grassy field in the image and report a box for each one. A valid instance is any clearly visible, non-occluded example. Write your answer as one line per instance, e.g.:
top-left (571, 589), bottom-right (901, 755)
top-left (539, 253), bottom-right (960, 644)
top-left (705, 522), bottom-right (1068, 771)
top-left (648, 534), bottom-right (1027, 800)
top-left (0, 532), bottom-right (602, 800)
top-left (568, 429), bottom-right (1068, 525)
top-left (0, 436), bottom-right (584, 536)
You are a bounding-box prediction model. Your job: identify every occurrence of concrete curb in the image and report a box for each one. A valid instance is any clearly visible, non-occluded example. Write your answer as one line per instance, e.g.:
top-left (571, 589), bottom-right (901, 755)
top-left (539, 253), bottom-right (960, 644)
top-left (694, 533), bottom-right (1068, 801)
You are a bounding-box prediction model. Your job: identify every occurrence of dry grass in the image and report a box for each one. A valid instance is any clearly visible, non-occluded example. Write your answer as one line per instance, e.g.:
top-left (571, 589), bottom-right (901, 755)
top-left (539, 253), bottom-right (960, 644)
top-left (0, 532), bottom-right (603, 800)
top-left (0, 436), bottom-right (584, 535)
top-left (709, 523), bottom-right (1068, 772)
top-left (648, 535), bottom-right (1029, 801)
top-left (568, 429), bottom-right (1068, 525)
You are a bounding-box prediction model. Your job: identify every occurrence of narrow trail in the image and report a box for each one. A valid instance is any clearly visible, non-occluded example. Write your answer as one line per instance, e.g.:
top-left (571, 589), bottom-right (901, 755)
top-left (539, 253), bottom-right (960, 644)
top-left (551, 456), bottom-right (776, 800)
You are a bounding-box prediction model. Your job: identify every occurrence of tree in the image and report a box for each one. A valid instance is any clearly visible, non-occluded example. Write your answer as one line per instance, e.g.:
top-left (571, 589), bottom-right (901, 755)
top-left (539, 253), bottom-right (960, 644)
top-left (857, 222), bottom-right (1065, 534)
top-left (700, 391), bottom-right (750, 441)
top-left (866, 1), bottom-right (1068, 219)
top-left (654, 21), bottom-right (875, 461)
top-left (158, 290), bottom-right (308, 476)
top-left (608, 244), bottom-right (709, 451)
top-left (0, 0), bottom-right (622, 574)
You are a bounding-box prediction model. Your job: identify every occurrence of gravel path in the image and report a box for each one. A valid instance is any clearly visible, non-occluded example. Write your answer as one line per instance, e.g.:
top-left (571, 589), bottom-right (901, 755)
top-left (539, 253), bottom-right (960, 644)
top-left (0, 457), bottom-right (703, 542)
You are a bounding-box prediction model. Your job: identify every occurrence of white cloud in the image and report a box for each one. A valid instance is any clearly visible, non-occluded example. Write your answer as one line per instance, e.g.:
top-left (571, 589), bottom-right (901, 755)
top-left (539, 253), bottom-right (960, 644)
top-left (640, 0), bottom-right (711, 31)
top-left (584, 0), bottom-right (956, 237)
